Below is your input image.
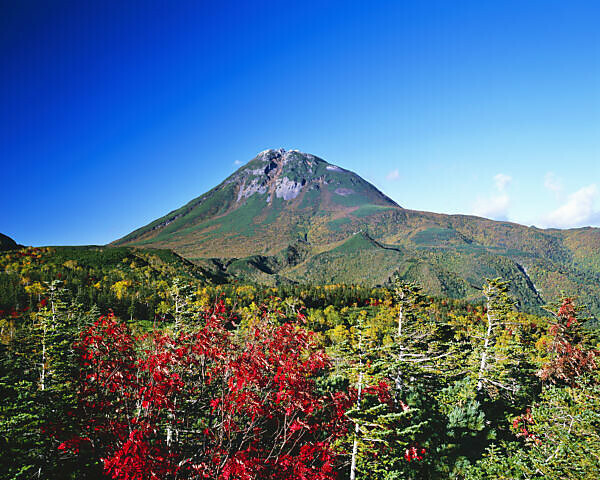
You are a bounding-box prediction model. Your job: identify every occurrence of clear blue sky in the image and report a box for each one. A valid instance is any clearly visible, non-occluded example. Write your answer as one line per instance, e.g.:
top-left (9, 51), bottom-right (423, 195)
top-left (2, 0), bottom-right (599, 246)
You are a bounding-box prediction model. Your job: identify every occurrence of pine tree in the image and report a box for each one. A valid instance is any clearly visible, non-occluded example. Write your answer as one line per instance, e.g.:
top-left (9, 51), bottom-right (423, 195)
top-left (475, 278), bottom-right (520, 397)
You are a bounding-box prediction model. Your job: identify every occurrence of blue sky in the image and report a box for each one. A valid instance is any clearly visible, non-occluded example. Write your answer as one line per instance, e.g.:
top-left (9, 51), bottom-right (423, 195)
top-left (1, 0), bottom-right (599, 246)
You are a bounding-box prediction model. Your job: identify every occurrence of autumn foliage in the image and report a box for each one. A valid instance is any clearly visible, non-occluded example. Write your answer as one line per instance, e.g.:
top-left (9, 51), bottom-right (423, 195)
top-left (6, 268), bottom-right (600, 479)
top-left (538, 298), bottom-right (597, 386)
top-left (60, 302), bottom-right (353, 480)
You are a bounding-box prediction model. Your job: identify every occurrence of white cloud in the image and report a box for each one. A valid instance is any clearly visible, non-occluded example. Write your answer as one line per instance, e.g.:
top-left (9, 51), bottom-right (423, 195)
top-left (472, 173), bottom-right (512, 221)
top-left (544, 172), bottom-right (562, 194)
top-left (494, 173), bottom-right (512, 191)
top-left (386, 169), bottom-right (400, 181)
top-left (233, 159), bottom-right (242, 165)
top-left (543, 184), bottom-right (600, 228)
top-left (473, 193), bottom-right (510, 221)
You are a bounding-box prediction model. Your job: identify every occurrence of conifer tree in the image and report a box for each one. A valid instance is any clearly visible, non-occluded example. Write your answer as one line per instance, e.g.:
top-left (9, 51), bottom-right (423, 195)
top-left (475, 278), bottom-right (519, 396)
top-left (169, 277), bottom-right (196, 331)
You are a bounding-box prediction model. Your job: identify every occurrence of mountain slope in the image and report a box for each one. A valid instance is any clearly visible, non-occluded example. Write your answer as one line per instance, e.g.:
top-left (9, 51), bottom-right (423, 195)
top-left (0, 233), bottom-right (19, 251)
top-left (115, 149), bottom-right (398, 258)
top-left (114, 149), bottom-right (600, 316)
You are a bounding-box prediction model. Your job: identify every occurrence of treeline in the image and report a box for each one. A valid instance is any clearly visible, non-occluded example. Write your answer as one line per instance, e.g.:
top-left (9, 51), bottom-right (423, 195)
top-left (0, 247), bottom-right (409, 322)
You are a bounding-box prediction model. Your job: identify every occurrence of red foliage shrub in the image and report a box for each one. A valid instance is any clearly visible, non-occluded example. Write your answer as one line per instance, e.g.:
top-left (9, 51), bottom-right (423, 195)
top-left (60, 304), bottom-right (352, 480)
top-left (538, 298), bottom-right (597, 386)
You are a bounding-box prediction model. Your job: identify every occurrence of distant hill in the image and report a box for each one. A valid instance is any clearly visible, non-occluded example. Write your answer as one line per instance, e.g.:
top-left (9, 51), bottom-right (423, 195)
top-left (114, 149), bottom-right (600, 317)
top-left (0, 233), bottom-right (19, 251)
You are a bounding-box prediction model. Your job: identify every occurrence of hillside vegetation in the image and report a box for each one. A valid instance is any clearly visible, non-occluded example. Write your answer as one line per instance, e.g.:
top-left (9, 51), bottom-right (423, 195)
top-left (1, 247), bottom-right (599, 479)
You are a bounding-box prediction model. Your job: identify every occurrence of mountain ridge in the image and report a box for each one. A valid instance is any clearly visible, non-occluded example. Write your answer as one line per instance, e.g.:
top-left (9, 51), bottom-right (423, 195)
top-left (113, 149), bottom-right (600, 316)
top-left (0, 233), bottom-right (19, 251)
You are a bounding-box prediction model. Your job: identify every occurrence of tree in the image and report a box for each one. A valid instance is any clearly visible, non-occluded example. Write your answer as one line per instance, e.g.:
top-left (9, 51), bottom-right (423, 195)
top-left (476, 278), bottom-right (519, 396)
top-left (0, 282), bottom-right (95, 479)
top-left (341, 301), bottom-right (431, 480)
top-left (469, 298), bottom-right (600, 479)
top-left (538, 298), bottom-right (597, 386)
top-left (59, 302), bottom-right (351, 479)
top-left (511, 373), bottom-right (600, 479)
top-left (169, 277), bottom-right (195, 331)
top-left (391, 278), bottom-right (424, 339)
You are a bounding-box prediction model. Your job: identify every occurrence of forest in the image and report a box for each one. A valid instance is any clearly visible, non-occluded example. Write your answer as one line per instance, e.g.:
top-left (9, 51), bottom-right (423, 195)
top-left (1, 246), bottom-right (599, 479)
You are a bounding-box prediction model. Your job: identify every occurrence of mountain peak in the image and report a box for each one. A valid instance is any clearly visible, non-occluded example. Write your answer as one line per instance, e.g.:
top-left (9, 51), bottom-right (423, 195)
top-left (255, 148), bottom-right (312, 159)
top-left (115, 149), bottom-right (400, 257)
top-left (248, 148), bottom-right (322, 170)
top-left (249, 148), bottom-right (347, 172)
top-left (226, 149), bottom-right (393, 206)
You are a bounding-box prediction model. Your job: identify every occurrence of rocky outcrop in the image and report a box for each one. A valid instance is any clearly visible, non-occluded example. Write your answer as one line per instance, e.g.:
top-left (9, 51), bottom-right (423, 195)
top-left (275, 177), bottom-right (304, 200)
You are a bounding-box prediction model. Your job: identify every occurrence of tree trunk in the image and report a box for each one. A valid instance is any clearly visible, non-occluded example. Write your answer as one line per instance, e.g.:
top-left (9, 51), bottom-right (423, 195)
top-left (349, 370), bottom-right (363, 480)
top-left (40, 324), bottom-right (46, 391)
top-left (350, 329), bottom-right (364, 480)
top-left (477, 303), bottom-right (494, 391)
top-left (397, 290), bottom-right (405, 337)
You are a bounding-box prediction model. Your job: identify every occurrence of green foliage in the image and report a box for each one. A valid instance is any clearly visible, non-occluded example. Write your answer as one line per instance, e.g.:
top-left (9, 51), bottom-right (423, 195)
top-left (1, 239), bottom-right (599, 480)
top-left (0, 284), bottom-right (102, 479)
top-left (517, 375), bottom-right (600, 479)
top-left (0, 246), bottom-right (217, 322)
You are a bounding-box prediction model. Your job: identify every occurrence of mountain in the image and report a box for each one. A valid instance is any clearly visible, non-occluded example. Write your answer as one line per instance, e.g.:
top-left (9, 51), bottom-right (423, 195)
top-left (0, 233), bottom-right (19, 251)
top-left (114, 149), bottom-right (600, 317)
top-left (115, 148), bottom-right (398, 258)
